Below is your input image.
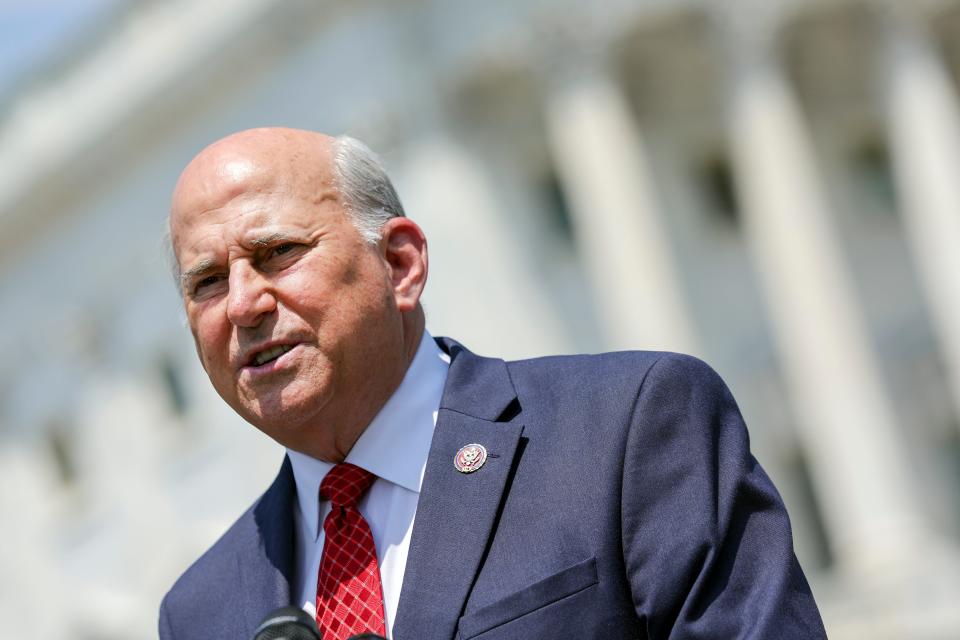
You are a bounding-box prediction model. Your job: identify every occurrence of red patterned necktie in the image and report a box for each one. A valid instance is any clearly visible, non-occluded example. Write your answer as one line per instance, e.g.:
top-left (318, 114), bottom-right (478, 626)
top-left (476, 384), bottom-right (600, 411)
top-left (316, 463), bottom-right (386, 640)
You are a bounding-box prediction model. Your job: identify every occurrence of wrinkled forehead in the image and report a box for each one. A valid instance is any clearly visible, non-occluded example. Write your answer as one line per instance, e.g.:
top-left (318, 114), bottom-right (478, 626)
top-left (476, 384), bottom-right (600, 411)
top-left (170, 139), bottom-right (336, 243)
top-left (173, 155), bottom-right (270, 218)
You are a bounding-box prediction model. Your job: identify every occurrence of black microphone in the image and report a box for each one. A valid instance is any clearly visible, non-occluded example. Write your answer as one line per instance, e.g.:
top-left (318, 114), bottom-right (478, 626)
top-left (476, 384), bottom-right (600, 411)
top-left (253, 606), bottom-right (321, 640)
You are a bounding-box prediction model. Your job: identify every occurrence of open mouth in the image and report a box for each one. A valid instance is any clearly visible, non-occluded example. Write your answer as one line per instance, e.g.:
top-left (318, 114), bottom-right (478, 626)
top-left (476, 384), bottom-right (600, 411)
top-left (251, 344), bottom-right (294, 367)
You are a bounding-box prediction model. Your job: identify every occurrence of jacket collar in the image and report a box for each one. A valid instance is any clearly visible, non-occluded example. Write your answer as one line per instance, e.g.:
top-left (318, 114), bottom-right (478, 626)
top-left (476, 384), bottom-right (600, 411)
top-left (434, 336), bottom-right (519, 421)
top-left (393, 338), bottom-right (524, 640)
top-left (237, 456), bottom-right (297, 637)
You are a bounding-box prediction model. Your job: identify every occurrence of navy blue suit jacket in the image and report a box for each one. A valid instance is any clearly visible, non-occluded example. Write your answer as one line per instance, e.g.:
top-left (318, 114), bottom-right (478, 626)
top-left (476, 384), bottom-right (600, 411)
top-left (160, 338), bottom-right (826, 639)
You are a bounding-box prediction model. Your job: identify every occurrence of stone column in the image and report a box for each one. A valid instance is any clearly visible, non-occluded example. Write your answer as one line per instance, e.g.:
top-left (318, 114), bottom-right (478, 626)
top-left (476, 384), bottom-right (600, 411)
top-left (540, 47), bottom-right (698, 353)
top-left (879, 5), bottom-right (960, 424)
top-left (722, 23), bottom-right (927, 574)
top-left (395, 125), bottom-right (575, 358)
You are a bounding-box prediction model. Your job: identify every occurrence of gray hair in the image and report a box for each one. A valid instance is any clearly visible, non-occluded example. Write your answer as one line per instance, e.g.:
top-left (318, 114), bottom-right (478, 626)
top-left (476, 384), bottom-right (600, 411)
top-left (332, 135), bottom-right (405, 242)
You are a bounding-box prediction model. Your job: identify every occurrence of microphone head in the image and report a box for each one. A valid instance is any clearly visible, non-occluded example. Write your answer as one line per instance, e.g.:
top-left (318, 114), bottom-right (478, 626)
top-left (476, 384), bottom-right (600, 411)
top-left (253, 606), bottom-right (321, 640)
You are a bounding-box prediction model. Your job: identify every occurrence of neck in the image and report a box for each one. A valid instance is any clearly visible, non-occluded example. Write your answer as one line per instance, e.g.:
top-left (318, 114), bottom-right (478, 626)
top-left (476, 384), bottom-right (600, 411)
top-left (310, 307), bottom-right (427, 463)
top-left (402, 305), bottom-right (426, 365)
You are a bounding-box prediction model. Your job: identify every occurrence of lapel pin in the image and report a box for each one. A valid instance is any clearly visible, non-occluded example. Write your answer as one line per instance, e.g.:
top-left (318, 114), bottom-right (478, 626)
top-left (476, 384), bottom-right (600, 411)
top-left (454, 443), bottom-right (488, 474)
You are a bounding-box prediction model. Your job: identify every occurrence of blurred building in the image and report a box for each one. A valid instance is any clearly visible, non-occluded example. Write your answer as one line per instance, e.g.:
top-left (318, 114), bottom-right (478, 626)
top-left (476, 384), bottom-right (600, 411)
top-left (1, 0), bottom-right (960, 637)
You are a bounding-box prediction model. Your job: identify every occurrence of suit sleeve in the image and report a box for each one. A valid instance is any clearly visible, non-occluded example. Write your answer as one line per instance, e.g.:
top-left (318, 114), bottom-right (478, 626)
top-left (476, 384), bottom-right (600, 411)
top-left (620, 353), bottom-right (826, 639)
top-left (159, 594), bottom-right (176, 640)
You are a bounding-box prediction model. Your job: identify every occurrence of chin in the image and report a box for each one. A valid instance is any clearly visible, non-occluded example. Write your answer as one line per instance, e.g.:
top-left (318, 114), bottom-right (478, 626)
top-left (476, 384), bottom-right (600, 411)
top-left (212, 366), bottom-right (337, 444)
top-left (238, 391), bottom-right (330, 437)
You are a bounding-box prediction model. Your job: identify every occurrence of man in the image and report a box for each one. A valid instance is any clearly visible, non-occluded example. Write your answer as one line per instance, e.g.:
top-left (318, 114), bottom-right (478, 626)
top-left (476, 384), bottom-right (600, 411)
top-left (160, 127), bottom-right (826, 639)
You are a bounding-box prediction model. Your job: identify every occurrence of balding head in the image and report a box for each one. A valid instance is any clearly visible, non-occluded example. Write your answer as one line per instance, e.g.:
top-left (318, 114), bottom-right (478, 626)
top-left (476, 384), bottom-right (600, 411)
top-left (170, 128), bottom-right (404, 281)
top-left (173, 128), bottom-right (335, 217)
top-left (168, 127), bottom-right (427, 462)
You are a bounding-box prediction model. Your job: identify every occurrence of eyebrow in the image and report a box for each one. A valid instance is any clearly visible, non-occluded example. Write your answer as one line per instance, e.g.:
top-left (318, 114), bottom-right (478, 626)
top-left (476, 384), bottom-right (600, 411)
top-left (180, 257), bottom-right (219, 284)
top-left (179, 233), bottom-right (302, 286)
top-left (249, 232), bottom-right (295, 247)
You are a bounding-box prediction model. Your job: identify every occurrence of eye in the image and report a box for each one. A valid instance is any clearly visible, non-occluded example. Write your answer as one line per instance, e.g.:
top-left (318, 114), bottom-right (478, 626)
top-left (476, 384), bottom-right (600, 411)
top-left (271, 243), bottom-right (296, 257)
top-left (263, 242), bottom-right (304, 266)
top-left (192, 274), bottom-right (224, 295)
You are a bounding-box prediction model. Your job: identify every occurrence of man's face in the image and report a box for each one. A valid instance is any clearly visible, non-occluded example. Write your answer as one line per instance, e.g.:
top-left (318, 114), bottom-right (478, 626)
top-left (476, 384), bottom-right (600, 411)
top-left (170, 134), bottom-right (406, 455)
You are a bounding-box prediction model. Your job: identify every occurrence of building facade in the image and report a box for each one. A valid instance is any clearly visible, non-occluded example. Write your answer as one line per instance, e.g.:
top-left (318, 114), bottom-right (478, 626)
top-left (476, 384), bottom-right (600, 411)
top-left (1, 0), bottom-right (959, 637)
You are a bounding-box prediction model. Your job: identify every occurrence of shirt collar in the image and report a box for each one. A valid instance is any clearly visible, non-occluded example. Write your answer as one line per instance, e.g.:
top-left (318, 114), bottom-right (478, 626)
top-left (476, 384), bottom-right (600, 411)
top-left (287, 331), bottom-right (450, 540)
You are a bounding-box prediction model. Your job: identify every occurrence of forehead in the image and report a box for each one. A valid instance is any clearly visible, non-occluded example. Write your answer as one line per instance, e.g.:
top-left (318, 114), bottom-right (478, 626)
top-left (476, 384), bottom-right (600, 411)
top-left (170, 147), bottom-right (339, 255)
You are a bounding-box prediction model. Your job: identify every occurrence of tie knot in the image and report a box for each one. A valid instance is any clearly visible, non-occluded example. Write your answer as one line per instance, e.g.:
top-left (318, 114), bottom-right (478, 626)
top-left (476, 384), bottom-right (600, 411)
top-left (320, 463), bottom-right (376, 507)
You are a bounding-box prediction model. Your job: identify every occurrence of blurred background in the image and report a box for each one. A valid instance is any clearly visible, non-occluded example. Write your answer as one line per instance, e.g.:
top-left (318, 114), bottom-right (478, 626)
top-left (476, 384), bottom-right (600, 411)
top-left (2, 0), bottom-right (960, 637)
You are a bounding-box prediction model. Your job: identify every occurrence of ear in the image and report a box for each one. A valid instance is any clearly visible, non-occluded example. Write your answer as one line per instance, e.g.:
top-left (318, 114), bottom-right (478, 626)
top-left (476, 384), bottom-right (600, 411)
top-left (380, 217), bottom-right (428, 313)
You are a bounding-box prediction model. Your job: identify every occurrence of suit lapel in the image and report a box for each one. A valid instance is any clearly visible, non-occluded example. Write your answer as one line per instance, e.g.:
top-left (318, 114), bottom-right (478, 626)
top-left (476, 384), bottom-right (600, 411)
top-left (237, 456), bottom-right (297, 637)
top-left (393, 339), bottom-right (524, 640)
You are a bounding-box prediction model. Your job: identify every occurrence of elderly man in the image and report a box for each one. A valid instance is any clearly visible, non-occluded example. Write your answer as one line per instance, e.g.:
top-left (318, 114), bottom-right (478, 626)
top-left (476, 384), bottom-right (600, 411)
top-left (160, 127), bottom-right (826, 640)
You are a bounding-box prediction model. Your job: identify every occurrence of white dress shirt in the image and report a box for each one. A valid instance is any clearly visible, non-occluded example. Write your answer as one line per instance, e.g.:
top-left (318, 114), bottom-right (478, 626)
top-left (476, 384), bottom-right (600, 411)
top-left (287, 332), bottom-right (449, 639)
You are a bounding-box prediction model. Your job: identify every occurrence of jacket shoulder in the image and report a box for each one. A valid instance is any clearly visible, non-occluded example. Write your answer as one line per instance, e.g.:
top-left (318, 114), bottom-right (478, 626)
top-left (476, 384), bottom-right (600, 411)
top-left (160, 456), bottom-right (295, 639)
top-left (159, 503), bottom-right (258, 630)
top-left (501, 350), bottom-right (726, 442)
top-left (506, 349), bottom-right (718, 395)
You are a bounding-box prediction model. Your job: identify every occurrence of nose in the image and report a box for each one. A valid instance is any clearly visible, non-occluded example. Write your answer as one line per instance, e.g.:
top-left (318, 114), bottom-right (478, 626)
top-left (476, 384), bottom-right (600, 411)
top-left (226, 261), bottom-right (276, 327)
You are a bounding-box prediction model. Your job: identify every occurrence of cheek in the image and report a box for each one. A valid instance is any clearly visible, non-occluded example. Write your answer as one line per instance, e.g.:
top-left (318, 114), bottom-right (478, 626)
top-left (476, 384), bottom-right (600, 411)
top-left (189, 309), bottom-right (231, 365)
top-left (279, 262), bottom-right (351, 313)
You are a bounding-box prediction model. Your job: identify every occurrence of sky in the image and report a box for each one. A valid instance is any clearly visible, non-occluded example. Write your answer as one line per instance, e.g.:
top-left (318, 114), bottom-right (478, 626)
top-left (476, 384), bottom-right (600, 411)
top-left (0, 0), bottom-right (124, 97)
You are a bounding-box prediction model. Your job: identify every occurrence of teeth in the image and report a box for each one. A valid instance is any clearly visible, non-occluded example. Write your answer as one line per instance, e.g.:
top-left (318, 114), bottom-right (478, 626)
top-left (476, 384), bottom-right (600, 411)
top-left (253, 344), bottom-right (293, 366)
